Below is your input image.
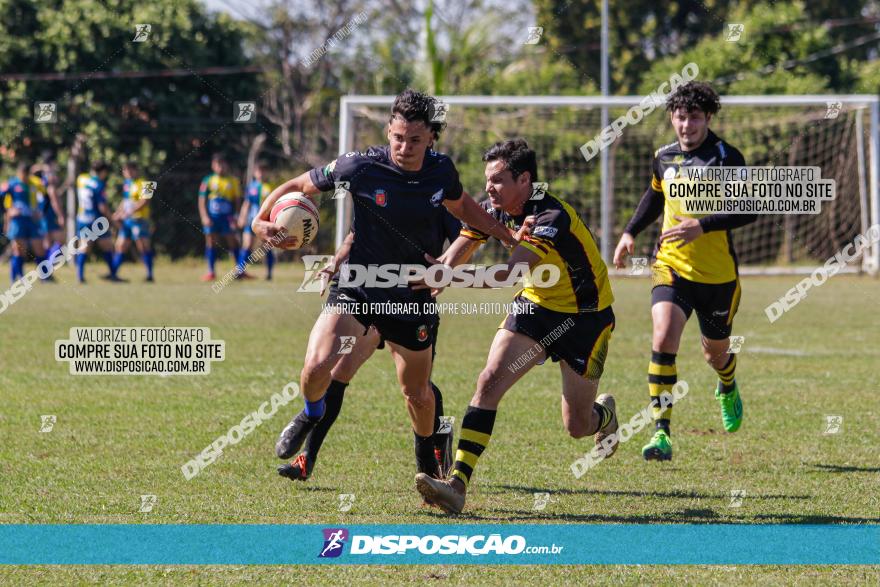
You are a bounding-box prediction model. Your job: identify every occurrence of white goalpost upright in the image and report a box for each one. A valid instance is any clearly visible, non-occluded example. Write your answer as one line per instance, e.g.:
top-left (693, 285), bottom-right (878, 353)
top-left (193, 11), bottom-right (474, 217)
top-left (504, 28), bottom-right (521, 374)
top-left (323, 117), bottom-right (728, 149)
top-left (337, 94), bottom-right (880, 275)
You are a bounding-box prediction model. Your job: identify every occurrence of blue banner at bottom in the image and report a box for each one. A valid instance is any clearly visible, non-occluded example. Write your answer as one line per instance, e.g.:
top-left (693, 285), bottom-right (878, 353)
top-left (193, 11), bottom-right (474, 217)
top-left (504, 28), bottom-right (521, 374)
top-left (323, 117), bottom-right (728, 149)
top-left (1, 524), bottom-right (878, 565)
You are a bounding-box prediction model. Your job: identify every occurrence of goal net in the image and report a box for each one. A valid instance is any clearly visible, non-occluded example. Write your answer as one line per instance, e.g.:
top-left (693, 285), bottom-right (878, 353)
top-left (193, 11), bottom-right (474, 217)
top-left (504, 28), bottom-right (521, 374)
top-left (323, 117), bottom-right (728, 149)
top-left (338, 95), bottom-right (880, 275)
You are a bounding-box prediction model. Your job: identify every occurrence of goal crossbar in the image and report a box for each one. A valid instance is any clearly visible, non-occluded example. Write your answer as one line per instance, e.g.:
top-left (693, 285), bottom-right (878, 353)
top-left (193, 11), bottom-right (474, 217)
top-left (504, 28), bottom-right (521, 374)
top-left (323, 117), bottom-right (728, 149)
top-left (338, 95), bottom-right (880, 275)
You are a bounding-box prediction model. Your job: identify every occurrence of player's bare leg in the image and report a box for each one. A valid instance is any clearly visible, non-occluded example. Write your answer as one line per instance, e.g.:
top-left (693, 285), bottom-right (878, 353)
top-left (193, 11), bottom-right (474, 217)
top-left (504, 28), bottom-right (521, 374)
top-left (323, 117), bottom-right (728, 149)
top-left (560, 361), bottom-right (618, 457)
top-left (386, 342), bottom-right (440, 477)
top-left (275, 312), bottom-right (365, 459)
top-left (300, 312), bottom-right (366, 401)
top-left (278, 325), bottom-right (380, 480)
top-left (560, 363), bottom-right (600, 437)
top-left (416, 329), bottom-right (542, 513)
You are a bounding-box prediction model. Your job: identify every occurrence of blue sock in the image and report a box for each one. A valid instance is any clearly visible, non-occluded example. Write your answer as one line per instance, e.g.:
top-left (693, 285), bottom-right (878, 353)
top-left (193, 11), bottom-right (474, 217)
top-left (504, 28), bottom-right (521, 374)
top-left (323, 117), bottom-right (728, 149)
top-left (10, 255), bottom-right (23, 282)
top-left (237, 249), bottom-right (250, 274)
top-left (143, 251), bottom-right (154, 279)
top-left (304, 396), bottom-right (326, 419)
top-left (103, 251), bottom-right (114, 275)
top-left (266, 250), bottom-right (275, 278)
top-left (206, 247), bottom-right (216, 273)
top-left (76, 252), bottom-right (86, 282)
top-left (48, 242), bottom-right (62, 260)
top-left (112, 252), bottom-right (124, 274)
top-left (35, 255), bottom-right (48, 279)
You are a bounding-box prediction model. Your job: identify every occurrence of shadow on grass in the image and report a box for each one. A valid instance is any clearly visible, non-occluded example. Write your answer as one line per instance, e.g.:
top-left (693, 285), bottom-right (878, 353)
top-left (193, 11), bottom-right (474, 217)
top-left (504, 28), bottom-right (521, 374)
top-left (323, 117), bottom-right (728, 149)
top-left (419, 508), bottom-right (722, 523)
top-left (753, 513), bottom-right (880, 523)
top-left (280, 484), bottom-right (339, 493)
top-left (809, 463), bottom-right (880, 473)
top-left (493, 484), bottom-right (811, 501)
top-left (420, 509), bottom-right (880, 524)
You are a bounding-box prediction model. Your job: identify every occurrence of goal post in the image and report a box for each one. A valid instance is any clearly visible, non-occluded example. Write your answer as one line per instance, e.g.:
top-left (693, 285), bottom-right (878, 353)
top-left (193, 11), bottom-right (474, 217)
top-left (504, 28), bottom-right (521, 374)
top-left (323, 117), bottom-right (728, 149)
top-left (337, 95), bottom-right (880, 275)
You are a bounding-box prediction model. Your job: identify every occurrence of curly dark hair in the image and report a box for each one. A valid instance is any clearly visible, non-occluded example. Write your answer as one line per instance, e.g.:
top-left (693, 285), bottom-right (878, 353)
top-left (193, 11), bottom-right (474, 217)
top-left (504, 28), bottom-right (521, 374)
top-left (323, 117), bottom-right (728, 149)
top-left (390, 88), bottom-right (446, 139)
top-left (482, 138), bottom-right (539, 183)
top-left (666, 81), bottom-right (721, 116)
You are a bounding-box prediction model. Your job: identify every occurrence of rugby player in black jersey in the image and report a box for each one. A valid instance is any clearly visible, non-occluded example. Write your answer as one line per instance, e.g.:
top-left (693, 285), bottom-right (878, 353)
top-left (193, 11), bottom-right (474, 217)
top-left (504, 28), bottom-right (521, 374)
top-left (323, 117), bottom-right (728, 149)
top-left (612, 81), bottom-right (756, 461)
top-left (414, 139), bottom-right (619, 514)
top-left (252, 89), bottom-right (518, 481)
top-left (276, 209), bottom-right (466, 482)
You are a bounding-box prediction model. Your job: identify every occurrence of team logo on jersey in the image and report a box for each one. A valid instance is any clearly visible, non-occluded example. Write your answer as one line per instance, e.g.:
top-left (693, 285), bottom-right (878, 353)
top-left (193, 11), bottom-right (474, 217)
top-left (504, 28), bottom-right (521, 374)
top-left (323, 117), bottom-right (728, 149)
top-left (373, 189), bottom-right (387, 207)
top-left (663, 167), bottom-right (678, 180)
top-left (430, 189), bottom-right (444, 207)
top-left (532, 226), bottom-right (558, 238)
top-left (417, 324), bottom-right (429, 342)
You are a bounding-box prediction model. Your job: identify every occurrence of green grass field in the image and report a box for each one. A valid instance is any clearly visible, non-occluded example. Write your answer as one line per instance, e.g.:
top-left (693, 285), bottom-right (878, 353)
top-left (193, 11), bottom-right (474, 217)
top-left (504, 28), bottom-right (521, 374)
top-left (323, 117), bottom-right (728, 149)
top-left (2, 259), bottom-right (879, 584)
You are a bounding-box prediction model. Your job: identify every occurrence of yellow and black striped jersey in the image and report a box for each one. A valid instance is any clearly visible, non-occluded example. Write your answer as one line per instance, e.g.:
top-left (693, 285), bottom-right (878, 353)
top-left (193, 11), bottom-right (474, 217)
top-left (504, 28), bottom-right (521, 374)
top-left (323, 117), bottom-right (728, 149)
top-left (461, 194), bottom-right (613, 313)
top-left (626, 130), bottom-right (753, 284)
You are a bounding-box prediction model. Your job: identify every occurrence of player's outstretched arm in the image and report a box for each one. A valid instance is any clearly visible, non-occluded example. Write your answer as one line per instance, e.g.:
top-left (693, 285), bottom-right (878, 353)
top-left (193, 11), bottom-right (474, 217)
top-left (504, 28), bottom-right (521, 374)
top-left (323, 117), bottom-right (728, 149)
top-left (251, 171), bottom-right (321, 247)
top-left (419, 244), bottom-right (540, 291)
top-left (438, 235), bottom-right (481, 267)
top-left (443, 195), bottom-right (518, 248)
top-left (615, 186), bottom-right (664, 267)
top-left (613, 233), bottom-right (635, 269)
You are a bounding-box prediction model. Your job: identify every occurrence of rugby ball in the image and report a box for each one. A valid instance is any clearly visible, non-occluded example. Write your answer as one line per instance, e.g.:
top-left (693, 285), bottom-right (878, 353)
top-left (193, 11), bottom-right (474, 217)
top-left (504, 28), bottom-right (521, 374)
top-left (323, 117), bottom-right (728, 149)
top-left (269, 192), bottom-right (319, 249)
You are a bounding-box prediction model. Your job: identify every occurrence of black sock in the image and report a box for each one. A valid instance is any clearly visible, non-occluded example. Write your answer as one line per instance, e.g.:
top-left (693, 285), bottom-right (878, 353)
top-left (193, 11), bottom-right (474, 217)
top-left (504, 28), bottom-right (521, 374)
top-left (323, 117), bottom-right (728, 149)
top-left (656, 418), bottom-right (671, 435)
top-left (415, 431), bottom-right (439, 476)
top-left (430, 381), bottom-right (444, 447)
top-left (304, 380), bottom-right (348, 463)
top-left (593, 403), bottom-right (612, 433)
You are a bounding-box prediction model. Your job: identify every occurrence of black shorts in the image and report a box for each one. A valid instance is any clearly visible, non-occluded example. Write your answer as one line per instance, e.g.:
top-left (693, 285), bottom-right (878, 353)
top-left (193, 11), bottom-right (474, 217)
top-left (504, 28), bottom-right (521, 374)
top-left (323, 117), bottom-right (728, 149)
top-left (651, 267), bottom-right (741, 340)
top-left (325, 283), bottom-right (437, 352)
top-left (501, 296), bottom-right (615, 379)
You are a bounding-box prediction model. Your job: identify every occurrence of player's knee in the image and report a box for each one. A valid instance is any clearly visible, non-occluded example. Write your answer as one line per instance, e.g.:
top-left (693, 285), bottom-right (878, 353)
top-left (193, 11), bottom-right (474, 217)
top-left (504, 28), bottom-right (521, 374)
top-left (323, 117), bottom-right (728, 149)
top-left (401, 383), bottom-right (431, 407)
top-left (301, 354), bottom-right (332, 386)
top-left (701, 341), bottom-right (727, 367)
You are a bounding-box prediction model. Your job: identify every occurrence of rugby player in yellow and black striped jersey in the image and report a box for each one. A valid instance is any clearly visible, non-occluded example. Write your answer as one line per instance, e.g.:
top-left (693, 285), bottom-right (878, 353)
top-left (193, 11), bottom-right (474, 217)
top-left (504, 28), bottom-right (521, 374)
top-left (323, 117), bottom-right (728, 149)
top-left (415, 139), bottom-right (620, 514)
top-left (613, 81), bottom-right (756, 461)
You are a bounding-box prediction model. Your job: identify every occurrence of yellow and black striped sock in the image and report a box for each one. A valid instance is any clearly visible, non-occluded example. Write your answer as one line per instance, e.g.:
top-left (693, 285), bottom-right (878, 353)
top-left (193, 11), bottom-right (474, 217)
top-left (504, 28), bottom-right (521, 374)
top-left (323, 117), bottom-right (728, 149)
top-left (649, 351), bottom-right (677, 435)
top-left (451, 405), bottom-right (496, 488)
top-left (715, 354), bottom-right (737, 393)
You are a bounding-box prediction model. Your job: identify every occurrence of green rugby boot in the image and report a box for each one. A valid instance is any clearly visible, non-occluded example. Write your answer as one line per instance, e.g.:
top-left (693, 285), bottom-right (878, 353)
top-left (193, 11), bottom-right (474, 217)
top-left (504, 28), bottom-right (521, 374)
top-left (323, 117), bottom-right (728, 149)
top-left (642, 429), bottom-right (672, 461)
top-left (715, 381), bottom-right (743, 432)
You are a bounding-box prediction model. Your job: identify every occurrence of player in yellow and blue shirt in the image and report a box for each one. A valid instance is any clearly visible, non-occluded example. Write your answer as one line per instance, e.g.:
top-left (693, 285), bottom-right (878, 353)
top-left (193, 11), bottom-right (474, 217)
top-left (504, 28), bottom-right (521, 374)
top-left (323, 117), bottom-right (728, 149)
top-left (1, 162), bottom-right (49, 282)
top-left (236, 160), bottom-right (274, 279)
top-left (198, 153), bottom-right (242, 281)
top-left (74, 161), bottom-right (116, 283)
top-left (111, 162), bottom-right (154, 281)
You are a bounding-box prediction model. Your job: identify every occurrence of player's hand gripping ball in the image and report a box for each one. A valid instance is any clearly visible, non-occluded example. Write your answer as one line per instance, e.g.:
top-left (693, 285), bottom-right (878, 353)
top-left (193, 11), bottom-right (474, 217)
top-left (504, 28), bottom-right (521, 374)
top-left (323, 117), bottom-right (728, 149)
top-left (269, 193), bottom-right (320, 250)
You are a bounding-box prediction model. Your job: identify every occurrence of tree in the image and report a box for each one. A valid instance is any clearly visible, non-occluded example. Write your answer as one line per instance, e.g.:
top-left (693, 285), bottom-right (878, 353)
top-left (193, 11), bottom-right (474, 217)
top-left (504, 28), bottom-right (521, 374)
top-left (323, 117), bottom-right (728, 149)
top-left (0, 0), bottom-right (257, 257)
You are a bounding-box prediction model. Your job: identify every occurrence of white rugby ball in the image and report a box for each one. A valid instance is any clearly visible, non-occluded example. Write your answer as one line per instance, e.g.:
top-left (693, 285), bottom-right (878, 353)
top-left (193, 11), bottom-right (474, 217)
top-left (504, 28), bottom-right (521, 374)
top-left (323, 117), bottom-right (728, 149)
top-left (269, 192), bottom-right (319, 249)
